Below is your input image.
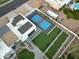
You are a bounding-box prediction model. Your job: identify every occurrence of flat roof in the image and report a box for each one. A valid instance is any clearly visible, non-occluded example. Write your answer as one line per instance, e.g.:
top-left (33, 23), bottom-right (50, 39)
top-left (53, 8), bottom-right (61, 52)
top-left (0, 39), bottom-right (11, 59)
top-left (7, 14), bottom-right (36, 41)
top-left (47, 10), bottom-right (58, 19)
top-left (12, 15), bottom-right (24, 26)
top-left (18, 22), bottom-right (33, 34)
top-left (46, 0), bottom-right (71, 10)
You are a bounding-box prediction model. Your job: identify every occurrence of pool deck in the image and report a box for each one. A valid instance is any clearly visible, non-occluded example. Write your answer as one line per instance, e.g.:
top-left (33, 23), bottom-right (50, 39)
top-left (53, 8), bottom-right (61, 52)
top-left (31, 14), bottom-right (55, 31)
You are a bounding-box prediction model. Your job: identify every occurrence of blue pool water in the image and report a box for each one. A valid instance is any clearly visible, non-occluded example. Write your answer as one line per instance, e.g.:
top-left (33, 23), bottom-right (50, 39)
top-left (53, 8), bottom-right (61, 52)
top-left (31, 14), bottom-right (53, 30)
top-left (39, 20), bottom-right (51, 30)
top-left (73, 3), bottom-right (79, 10)
top-left (31, 14), bottom-right (42, 23)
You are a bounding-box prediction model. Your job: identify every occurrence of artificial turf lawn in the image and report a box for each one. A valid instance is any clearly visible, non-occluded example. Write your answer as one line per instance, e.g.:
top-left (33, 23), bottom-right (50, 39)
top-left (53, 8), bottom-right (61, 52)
top-left (46, 32), bottom-right (68, 59)
top-left (33, 27), bottom-right (61, 52)
top-left (0, 0), bottom-right (9, 5)
top-left (18, 49), bottom-right (35, 59)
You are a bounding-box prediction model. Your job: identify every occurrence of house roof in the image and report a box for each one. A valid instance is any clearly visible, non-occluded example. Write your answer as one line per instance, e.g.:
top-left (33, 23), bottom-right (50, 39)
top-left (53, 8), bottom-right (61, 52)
top-left (0, 39), bottom-right (11, 59)
top-left (18, 22), bottom-right (33, 34)
top-left (7, 13), bottom-right (36, 41)
top-left (12, 14), bottom-right (24, 26)
top-left (46, 0), bottom-right (71, 10)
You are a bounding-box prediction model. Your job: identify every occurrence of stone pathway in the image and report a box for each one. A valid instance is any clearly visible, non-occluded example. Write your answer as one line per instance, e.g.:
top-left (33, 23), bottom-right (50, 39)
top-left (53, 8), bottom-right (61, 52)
top-left (24, 40), bottom-right (48, 59)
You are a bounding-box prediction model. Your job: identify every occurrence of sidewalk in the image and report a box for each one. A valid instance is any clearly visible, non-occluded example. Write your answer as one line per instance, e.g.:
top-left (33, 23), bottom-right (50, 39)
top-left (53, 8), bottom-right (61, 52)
top-left (0, 0), bottom-right (13, 7)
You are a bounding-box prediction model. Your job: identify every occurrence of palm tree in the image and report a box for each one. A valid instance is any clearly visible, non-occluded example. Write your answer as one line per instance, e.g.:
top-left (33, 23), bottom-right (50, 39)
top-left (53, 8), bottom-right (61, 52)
top-left (67, 43), bottom-right (79, 59)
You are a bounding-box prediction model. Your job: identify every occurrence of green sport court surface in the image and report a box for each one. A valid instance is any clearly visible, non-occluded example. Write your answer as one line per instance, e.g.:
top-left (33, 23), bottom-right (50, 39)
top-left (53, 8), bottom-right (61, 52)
top-left (32, 27), bottom-right (69, 59)
top-left (18, 49), bottom-right (35, 59)
top-left (45, 32), bottom-right (68, 59)
top-left (33, 27), bottom-right (62, 52)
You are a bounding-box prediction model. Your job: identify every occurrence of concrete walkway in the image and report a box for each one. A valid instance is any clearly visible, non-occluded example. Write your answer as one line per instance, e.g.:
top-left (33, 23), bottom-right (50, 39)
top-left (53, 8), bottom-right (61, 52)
top-left (24, 40), bottom-right (48, 59)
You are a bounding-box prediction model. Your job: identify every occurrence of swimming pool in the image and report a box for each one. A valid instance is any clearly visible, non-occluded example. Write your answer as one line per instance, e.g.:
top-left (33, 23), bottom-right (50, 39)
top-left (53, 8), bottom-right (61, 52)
top-left (31, 14), bottom-right (54, 30)
top-left (31, 14), bottom-right (42, 23)
top-left (73, 3), bottom-right (79, 10)
top-left (39, 20), bottom-right (51, 30)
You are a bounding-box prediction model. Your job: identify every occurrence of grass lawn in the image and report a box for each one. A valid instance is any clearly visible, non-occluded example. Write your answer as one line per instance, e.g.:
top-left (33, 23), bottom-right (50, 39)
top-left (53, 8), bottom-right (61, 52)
top-left (33, 27), bottom-right (61, 52)
top-left (46, 32), bottom-right (68, 59)
top-left (0, 0), bottom-right (9, 5)
top-left (18, 49), bottom-right (35, 59)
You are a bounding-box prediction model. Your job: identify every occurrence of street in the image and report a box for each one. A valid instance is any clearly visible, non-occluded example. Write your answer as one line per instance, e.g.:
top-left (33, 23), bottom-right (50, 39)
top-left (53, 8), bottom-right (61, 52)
top-left (0, 0), bottom-right (29, 17)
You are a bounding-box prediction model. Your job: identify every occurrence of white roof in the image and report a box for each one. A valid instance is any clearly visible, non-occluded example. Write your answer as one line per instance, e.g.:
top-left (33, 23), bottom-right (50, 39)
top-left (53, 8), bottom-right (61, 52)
top-left (46, 0), bottom-right (71, 10)
top-left (47, 10), bottom-right (58, 19)
top-left (7, 14), bottom-right (36, 41)
top-left (0, 39), bottom-right (11, 59)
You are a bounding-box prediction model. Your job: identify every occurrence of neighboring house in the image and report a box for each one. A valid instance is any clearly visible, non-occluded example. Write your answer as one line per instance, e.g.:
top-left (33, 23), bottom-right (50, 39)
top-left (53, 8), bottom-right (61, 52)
top-left (7, 13), bottom-right (36, 42)
top-left (0, 39), bottom-right (16, 59)
top-left (46, 10), bottom-right (58, 19)
top-left (45, 0), bottom-right (71, 10)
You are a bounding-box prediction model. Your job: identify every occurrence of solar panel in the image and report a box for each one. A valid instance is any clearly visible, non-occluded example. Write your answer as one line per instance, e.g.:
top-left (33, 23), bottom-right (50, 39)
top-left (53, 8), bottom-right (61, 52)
top-left (12, 15), bottom-right (24, 26)
top-left (18, 22), bottom-right (33, 34)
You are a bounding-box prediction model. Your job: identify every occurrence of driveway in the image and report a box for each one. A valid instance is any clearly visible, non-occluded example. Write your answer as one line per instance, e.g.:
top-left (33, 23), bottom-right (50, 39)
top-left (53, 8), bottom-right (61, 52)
top-left (0, 25), bottom-right (10, 38)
